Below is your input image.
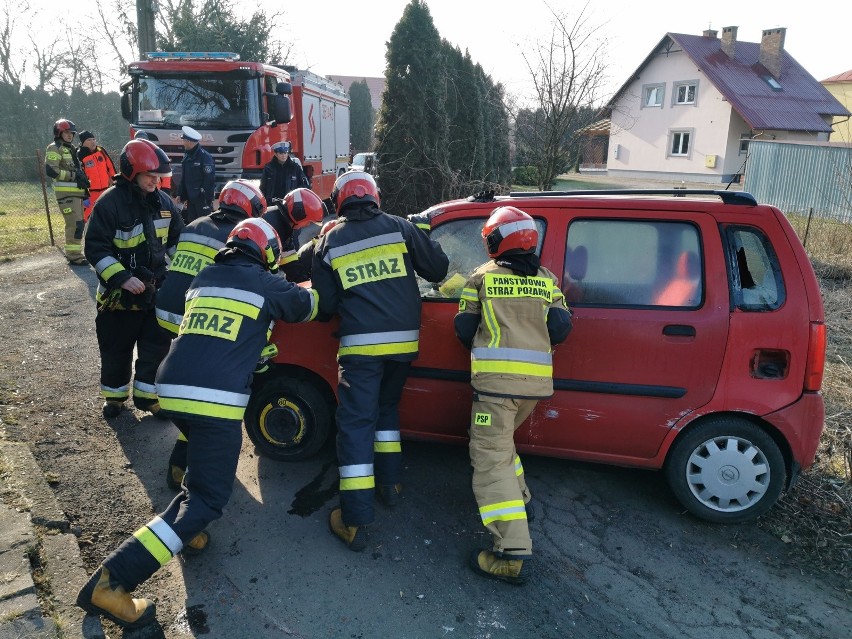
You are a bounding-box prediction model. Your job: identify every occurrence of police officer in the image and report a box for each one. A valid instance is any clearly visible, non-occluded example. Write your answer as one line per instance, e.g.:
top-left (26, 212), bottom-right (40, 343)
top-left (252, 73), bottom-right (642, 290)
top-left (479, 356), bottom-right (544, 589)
top-left (176, 126), bottom-right (215, 223)
top-left (311, 171), bottom-right (449, 551)
top-left (83, 139), bottom-right (184, 419)
top-left (454, 206), bottom-right (572, 584)
top-left (44, 119), bottom-right (87, 265)
top-left (259, 140), bottom-right (309, 203)
top-left (76, 218), bottom-right (319, 629)
top-left (77, 131), bottom-right (116, 222)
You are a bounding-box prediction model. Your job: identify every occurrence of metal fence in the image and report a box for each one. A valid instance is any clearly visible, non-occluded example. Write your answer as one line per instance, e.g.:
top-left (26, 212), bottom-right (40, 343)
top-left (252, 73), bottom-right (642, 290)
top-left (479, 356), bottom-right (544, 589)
top-left (0, 152), bottom-right (65, 259)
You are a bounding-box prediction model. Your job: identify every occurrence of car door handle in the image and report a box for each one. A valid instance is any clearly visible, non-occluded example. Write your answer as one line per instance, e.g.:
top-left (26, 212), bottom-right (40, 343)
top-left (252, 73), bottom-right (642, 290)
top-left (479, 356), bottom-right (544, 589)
top-left (663, 324), bottom-right (696, 337)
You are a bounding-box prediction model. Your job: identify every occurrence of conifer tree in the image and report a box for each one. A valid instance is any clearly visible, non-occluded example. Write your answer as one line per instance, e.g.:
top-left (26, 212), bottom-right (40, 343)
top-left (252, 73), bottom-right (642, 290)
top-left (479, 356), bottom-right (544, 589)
top-left (348, 79), bottom-right (375, 152)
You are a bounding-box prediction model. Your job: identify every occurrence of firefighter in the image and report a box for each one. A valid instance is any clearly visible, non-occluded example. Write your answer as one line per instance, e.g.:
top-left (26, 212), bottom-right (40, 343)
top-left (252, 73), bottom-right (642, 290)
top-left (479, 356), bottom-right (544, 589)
top-left (311, 171), bottom-right (449, 551)
top-left (44, 119), bottom-right (87, 265)
top-left (156, 179), bottom-right (268, 490)
top-left (263, 186), bottom-right (326, 282)
top-left (293, 218), bottom-right (337, 282)
top-left (76, 218), bottom-right (319, 629)
top-left (175, 126), bottom-right (215, 223)
top-left (259, 140), bottom-right (310, 203)
top-left (77, 131), bottom-right (116, 222)
top-left (133, 130), bottom-right (172, 195)
top-left (454, 206), bottom-right (572, 584)
top-left (83, 139), bottom-right (184, 419)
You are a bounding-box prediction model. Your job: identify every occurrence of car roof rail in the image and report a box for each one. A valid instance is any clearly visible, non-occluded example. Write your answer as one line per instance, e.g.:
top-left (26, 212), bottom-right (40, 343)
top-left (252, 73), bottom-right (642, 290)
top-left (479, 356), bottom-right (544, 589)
top-left (507, 189), bottom-right (758, 206)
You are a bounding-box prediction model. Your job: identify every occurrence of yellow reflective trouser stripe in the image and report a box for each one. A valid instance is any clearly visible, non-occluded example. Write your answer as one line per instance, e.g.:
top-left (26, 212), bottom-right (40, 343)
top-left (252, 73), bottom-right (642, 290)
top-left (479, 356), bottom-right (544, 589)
top-left (374, 441), bottom-right (402, 453)
top-left (338, 341), bottom-right (418, 357)
top-left (480, 499), bottom-right (527, 525)
top-left (133, 384), bottom-right (158, 400)
top-left (340, 476), bottom-right (375, 491)
top-left (133, 527), bottom-right (173, 566)
top-left (65, 243), bottom-right (82, 251)
top-left (101, 385), bottom-right (129, 399)
top-left (157, 397), bottom-right (246, 420)
top-left (177, 432), bottom-right (188, 442)
top-left (514, 455), bottom-right (524, 477)
top-left (472, 360), bottom-right (552, 377)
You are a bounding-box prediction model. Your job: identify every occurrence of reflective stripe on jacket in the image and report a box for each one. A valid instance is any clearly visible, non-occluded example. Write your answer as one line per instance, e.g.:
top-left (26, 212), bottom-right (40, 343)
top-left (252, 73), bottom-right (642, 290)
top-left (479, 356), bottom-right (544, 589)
top-left (45, 140), bottom-right (85, 197)
top-left (78, 146), bottom-right (116, 191)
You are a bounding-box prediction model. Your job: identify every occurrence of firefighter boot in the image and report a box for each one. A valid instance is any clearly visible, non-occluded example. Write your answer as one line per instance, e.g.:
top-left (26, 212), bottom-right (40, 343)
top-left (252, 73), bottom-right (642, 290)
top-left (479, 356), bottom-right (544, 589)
top-left (102, 401), bottom-right (124, 419)
top-left (469, 550), bottom-right (531, 585)
top-left (76, 566), bottom-right (156, 629)
top-left (181, 531), bottom-right (210, 556)
top-left (378, 483), bottom-right (403, 507)
top-left (166, 438), bottom-right (188, 491)
top-left (328, 508), bottom-right (367, 552)
top-left (134, 398), bottom-right (168, 420)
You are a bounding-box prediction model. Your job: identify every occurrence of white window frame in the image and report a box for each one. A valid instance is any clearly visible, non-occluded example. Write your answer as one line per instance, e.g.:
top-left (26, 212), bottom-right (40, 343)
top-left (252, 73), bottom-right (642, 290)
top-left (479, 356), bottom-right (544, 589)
top-left (667, 128), bottom-right (694, 158)
top-left (641, 83), bottom-right (665, 109)
top-left (739, 133), bottom-right (751, 155)
top-left (672, 80), bottom-right (699, 106)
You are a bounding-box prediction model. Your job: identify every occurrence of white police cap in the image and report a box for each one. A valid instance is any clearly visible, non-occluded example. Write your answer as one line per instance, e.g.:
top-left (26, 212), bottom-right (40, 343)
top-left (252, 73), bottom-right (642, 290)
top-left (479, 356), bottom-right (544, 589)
top-left (180, 126), bottom-right (202, 142)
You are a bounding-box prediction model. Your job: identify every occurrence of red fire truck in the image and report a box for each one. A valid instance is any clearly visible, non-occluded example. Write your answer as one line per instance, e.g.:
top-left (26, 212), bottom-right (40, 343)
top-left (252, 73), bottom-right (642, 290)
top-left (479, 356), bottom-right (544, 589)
top-left (119, 52), bottom-right (350, 199)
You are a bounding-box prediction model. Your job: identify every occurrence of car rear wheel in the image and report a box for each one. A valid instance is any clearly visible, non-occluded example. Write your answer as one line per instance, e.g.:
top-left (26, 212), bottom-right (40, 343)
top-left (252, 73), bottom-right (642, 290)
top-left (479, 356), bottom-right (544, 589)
top-left (244, 376), bottom-right (332, 461)
top-left (665, 417), bottom-right (785, 523)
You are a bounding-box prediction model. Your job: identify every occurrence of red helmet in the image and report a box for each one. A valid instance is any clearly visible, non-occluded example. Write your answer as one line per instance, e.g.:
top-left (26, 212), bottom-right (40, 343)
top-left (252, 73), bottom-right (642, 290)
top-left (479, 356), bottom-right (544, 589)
top-left (330, 170), bottom-right (379, 214)
top-left (319, 219), bottom-right (338, 237)
top-left (283, 187), bottom-right (325, 229)
top-left (53, 119), bottom-right (77, 138)
top-left (482, 206), bottom-right (538, 259)
top-left (226, 218), bottom-right (282, 272)
top-left (219, 180), bottom-right (267, 218)
top-left (119, 139), bottom-right (172, 182)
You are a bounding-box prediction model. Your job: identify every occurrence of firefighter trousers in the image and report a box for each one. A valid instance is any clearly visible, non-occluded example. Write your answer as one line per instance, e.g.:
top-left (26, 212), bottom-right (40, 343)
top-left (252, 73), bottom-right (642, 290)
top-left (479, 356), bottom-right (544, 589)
top-left (57, 195), bottom-right (84, 261)
top-left (102, 416), bottom-right (242, 590)
top-left (95, 309), bottom-right (171, 409)
top-left (336, 356), bottom-right (409, 526)
top-left (469, 394), bottom-right (537, 558)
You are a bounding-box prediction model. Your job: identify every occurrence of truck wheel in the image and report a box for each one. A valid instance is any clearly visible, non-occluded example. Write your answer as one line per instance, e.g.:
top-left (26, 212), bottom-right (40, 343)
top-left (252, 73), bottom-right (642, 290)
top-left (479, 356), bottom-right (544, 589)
top-left (664, 417), bottom-right (785, 523)
top-left (245, 376), bottom-right (332, 461)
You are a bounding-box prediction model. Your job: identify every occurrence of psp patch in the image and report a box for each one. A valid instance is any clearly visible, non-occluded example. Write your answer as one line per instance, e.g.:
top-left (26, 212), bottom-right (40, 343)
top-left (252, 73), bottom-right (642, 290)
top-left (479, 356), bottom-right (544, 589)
top-left (474, 412), bottom-right (492, 426)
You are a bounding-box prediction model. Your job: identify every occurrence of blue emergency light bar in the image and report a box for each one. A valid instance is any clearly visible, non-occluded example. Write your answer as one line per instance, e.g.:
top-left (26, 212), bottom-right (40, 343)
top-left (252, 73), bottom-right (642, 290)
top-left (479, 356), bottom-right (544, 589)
top-left (145, 52), bottom-right (241, 61)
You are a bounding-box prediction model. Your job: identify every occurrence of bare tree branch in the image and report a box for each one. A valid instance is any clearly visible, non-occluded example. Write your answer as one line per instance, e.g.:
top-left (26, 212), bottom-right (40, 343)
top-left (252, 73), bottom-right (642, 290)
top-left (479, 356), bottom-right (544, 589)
top-left (0, 0), bottom-right (28, 89)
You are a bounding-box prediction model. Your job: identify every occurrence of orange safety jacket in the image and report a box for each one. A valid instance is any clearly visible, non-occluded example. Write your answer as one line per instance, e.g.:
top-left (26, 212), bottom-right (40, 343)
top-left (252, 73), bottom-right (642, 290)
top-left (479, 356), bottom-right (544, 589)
top-left (79, 146), bottom-right (116, 192)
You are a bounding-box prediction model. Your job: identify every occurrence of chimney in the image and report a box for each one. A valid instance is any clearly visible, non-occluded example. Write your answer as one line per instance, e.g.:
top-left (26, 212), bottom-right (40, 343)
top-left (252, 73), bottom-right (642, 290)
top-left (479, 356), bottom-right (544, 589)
top-left (721, 26), bottom-right (737, 58)
top-left (759, 27), bottom-right (786, 79)
top-left (703, 28), bottom-right (718, 38)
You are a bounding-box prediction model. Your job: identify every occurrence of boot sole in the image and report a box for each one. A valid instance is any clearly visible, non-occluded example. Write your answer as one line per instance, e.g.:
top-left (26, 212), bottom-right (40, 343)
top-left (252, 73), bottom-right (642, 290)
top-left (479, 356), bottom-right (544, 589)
top-left (76, 572), bottom-right (157, 629)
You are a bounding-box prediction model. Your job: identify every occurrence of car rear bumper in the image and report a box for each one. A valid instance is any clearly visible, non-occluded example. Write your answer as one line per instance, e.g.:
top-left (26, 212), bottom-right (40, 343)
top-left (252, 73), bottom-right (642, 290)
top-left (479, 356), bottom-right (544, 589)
top-left (762, 391), bottom-right (825, 469)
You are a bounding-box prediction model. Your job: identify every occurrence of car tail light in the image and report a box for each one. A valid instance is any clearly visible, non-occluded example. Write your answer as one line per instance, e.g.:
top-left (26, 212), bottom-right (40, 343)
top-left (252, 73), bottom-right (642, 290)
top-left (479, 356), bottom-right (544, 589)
top-left (804, 321), bottom-right (826, 392)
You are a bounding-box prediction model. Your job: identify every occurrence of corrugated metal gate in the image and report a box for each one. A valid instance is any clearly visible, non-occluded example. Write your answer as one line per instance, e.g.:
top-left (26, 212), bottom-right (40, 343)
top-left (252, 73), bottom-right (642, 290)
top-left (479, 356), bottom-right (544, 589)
top-left (743, 140), bottom-right (852, 222)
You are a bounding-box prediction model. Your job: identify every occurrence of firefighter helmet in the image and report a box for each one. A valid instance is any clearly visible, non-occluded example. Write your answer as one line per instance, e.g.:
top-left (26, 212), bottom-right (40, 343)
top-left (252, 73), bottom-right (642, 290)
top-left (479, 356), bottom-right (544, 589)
top-left (482, 206), bottom-right (538, 259)
top-left (282, 187), bottom-right (325, 229)
top-left (330, 171), bottom-right (379, 214)
top-left (119, 139), bottom-right (172, 182)
top-left (226, 218), bottom-right (282, 272)
top-left (133, 130), bottom-right (150, 140)
top-left (218, 180), bottom-right (267, 219)
top-left (53, 119), bottom-right (77, 138)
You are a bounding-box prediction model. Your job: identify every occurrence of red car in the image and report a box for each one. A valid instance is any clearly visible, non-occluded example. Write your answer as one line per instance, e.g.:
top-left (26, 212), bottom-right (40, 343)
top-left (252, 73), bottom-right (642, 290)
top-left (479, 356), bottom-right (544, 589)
top-left (245, 190), bottom-right (826, 523)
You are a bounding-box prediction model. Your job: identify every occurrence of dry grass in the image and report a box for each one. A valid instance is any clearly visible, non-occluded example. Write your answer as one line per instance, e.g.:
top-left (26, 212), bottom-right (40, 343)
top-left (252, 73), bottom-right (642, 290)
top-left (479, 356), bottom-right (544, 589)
top-left (759, 213), bottom-right (852, 580)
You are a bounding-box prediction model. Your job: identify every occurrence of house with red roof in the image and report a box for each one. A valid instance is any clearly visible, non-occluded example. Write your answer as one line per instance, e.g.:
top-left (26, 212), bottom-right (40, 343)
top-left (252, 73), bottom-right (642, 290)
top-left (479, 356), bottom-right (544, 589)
top-left (821, 70), bottom-right (852, 143)
top-left (606, 26), bottom-right (850, 183)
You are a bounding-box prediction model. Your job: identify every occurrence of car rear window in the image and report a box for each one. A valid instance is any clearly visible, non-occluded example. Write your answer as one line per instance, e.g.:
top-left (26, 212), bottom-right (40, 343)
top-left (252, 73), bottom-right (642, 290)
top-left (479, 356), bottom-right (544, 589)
top-left (419, 216), bottom-right (545, 299)
top-left (564, 219), bottom-right (702, 308)
top-left (725, 225), bottom-right (785, 311)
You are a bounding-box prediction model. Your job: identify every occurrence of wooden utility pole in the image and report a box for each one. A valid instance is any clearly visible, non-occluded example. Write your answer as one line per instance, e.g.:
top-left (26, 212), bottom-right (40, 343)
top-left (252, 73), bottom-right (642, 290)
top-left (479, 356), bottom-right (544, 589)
top-left (136, 0), bottom-right (157, 58)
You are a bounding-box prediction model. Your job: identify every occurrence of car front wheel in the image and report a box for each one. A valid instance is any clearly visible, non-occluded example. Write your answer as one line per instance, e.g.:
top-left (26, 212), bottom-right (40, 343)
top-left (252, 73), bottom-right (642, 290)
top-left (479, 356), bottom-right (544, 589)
top-left (665, 417), bottom-right (786, 523)
top-left (244, 376), bottom-right (332, 461)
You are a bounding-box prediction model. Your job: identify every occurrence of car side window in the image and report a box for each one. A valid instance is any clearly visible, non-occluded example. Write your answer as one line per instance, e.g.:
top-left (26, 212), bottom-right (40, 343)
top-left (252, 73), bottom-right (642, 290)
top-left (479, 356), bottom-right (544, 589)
top-left (564, 219), bottom-right (702, 308)
top-left (419, 216), bottom-right (545, 299)
top-left (725, 225), bottom-right (785, 311)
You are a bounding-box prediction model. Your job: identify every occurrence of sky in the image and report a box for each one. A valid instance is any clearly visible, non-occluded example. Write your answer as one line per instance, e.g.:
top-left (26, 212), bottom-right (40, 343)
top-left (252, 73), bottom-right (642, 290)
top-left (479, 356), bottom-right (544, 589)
top-left (12, 0), bottom-right (850, 101)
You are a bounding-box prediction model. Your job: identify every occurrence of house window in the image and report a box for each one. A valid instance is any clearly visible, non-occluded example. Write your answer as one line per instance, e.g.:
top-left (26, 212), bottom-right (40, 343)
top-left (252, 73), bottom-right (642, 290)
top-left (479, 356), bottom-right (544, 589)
top-left (673, 80), bottom-right (698, 105)
top-left (739, 133), bottom-right (751, 155)
top-left (642, 83), bottom-right (665, 108)
top-left (668, 129), bottom-right (693, 157)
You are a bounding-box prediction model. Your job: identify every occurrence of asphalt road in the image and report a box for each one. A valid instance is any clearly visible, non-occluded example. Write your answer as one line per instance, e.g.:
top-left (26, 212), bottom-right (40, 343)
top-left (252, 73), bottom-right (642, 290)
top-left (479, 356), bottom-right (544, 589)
top-left (0, 250), bottom-right (848, 639)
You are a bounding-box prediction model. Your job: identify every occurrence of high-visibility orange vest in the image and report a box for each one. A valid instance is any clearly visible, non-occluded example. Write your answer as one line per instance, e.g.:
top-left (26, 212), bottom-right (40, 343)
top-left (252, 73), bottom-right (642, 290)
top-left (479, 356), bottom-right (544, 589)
top-left (80, 147), bottom-right (116, 191)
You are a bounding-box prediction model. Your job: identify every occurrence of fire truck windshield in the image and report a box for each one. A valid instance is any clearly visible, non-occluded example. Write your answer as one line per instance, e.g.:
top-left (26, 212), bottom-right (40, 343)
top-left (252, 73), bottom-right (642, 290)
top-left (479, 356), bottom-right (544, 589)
top-left (135, 74), bottom-right (262, 129)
